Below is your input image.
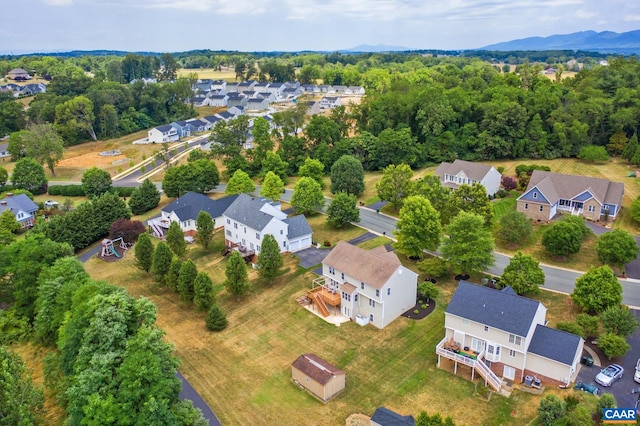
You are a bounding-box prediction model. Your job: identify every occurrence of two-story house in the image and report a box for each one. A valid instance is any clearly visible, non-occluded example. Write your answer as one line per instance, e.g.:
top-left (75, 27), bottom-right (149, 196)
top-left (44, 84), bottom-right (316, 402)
top-left (148, 124), bottom-right (179, 143)
top-left (434, 159), bottom-right (502, 197)
top-left (319, 96), bottom-right (341, 109)
top-left (437, 281), bottom-right (583, 391)
top-left (0, 193), bottom-right (38, 228)
top-left (310, 242), bottom-right (418, 329)
top-left (516, 170), bottom-right (624, 222)
top-left (222, 194), bottom-right (313, 260)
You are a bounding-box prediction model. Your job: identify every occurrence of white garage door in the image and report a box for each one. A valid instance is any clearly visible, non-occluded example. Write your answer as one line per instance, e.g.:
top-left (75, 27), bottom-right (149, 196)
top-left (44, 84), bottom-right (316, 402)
top-left (300, 237), bottom-right (311, 248)
top-left (289, 240), bottom-right (300, 251)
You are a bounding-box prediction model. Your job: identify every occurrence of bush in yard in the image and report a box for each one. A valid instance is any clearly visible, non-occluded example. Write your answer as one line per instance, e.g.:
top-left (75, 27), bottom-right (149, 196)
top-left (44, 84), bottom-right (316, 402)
top-left (598, 332), bottom-right (631, 359)
top-left (576, 313), bottom-right (600, 338)
top-left (109, 218), bottom-right (145, 243)
top-left (631, 198), bottom-right (640, 224)
top-left (166, 221), bottom-right (186, 257)
top-left (538, 394), bottom-right (566, 426)
top-left (542, 221), bottom-right (583, 258)
top-left (418, 281), bottom-right (439, 301)
top-left (206, 305), bottom-right (228, 331)
top-left (600, 305), bottom-right (639, 337)
top-left (559, 215), bottom-right (592, 240)
top-left (556, 322), bottom-right (584, 338)
top-left (596, 229), bottom-right (639, 269)
top-left (497, 211), bottom-right (532, 247)
top-left (596, 393), bottom-right (617, 420)
top-left (416, 257), bottom-right (448, 278)
top-left (501, 176), bottom-right (517, 191)
top-left (578, 145), bottom-right (609, 163)
top-left (48, 184), bottom-right (85, 196)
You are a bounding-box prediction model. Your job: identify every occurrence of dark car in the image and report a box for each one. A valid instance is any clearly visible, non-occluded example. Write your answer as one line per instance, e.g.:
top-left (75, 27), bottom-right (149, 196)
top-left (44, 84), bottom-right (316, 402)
top-left (574, 380), bottom-right (599, 395)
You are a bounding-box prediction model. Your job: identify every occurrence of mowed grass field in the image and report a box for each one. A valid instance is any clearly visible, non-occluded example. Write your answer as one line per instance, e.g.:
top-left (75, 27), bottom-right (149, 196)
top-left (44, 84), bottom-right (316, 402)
top-left (83, 232), bottom-right (549, 426)
top-left (177, 68), bottom-right (237, 81)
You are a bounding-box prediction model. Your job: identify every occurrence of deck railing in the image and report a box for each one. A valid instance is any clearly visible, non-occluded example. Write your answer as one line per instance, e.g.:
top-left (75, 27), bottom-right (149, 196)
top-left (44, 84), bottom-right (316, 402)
top-left (436, 337), bottom-right (502, 391)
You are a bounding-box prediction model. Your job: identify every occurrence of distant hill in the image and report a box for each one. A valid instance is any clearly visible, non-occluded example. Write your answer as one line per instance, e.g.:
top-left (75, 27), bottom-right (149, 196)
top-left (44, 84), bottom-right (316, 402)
top-left (479, 30), bottom-right (640, 54)
top-left (340, 44), bottom-right (411, 53)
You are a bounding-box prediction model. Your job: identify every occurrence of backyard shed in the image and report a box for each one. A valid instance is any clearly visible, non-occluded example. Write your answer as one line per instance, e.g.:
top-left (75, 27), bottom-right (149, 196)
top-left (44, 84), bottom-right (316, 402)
top-left (291, 354), bottom-right (345, 402)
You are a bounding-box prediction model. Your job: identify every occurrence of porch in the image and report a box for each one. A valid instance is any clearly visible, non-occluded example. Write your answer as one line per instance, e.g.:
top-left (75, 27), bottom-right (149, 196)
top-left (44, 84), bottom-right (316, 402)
top-left (221, 242), bottom-right (255, 262)
top-left (557, 200), bottom-right (584, 216)
top-left (436, 337), bottom-right (503, 393)
top-left (148, 217), bottom-right (171, 238)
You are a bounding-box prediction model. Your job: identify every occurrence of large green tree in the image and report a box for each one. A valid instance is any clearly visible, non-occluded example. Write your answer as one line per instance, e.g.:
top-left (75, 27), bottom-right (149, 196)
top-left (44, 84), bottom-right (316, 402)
top-left (225, 169), bottom-right (255, 195)
top-left (134, 232), bottom-right (154, 273)
top-left (166, 221), bottom-right (186, 257)
top-left (291, 177), bottom-right (325, 215)
top-left (542, 221), bottom-right (583, 258)
top-left (298, 157), bottom-right (325, 188)
top-left (330, 155), bottom-right (364, 196)
top-left (21, 123), bottom-right (65, 176)
top-left (195, 211), bottom-right (215, 250)
top-left (376, 163), bottom-right (414, 211)
top-left (224, 251), bottom-right (250, 296)
top-left (260, 171), bottom-right (284, 201)
top-left (598, 333), bottom-right (631, 359)
top-left (152, 241), bottom-right (174, 284)
top-left (600, 305), bottom-right (639, 337)
top-left (193, 271), bottom-right (215, 311)
top-left (596, 229), bottom-right (639, 269)
top-left (11, 157), bottom-right (48, 194)
top-left (497, 211), bottom-right (532, 247)
top-left (256, 234), bottom-right (283, 282)
top-left (394, 195), bottom-right (441, 259)
top-left (447, 183), bottom-right (493, 227)
top-left (177, 259), bottom-right (198, 303)
top-left (0, 346), bottom-right (44, 425)
top-left (572, 266), bottom-right (622, 313)
top-left (0, 166), bottom-right (7, 187)
top-left (441, 211), bottom-right (495, 274)
top-left (81, 166), bottom-right (112, 197)
top-left (54, 95), bottom-right (97, 142)
top-left (501, 251), bottom-right (545, 295)
top-left (162, 160), bottom-right (219, 198)
top-left (327, 191), bottom-right (360, 228)
top-left (166, 257), bottom-right (182, 292)
top-left (128, 178), bottom-right (161, 215)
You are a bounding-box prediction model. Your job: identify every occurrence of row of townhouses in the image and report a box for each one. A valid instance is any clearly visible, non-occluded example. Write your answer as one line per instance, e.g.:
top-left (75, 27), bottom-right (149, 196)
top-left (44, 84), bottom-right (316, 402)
top-left (0, 82), bottom-right (47, 98)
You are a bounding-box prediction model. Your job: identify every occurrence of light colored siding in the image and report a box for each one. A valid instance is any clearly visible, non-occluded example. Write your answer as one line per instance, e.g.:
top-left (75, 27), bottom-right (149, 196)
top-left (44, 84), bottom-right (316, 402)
top-left (525, 353), bottom-right (573, 383)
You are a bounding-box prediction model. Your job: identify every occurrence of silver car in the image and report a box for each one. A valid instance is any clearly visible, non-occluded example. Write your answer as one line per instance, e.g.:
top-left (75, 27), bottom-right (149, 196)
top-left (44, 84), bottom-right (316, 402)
top-left (595, 364), bottom-right (624, 387)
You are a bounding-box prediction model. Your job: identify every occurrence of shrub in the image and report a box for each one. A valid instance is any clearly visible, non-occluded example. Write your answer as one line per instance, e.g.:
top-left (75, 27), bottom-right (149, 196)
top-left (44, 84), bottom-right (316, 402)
top-left (420, 304), bottom-right (427, 309)
top-left (206, 305), bottom-right (228, 331)
top-left (417, 257), bottom-right (448, 278)
top-left (110, 186), bottom-right (135, 197)
top-left (496, 166), bottom-right (505, 174)
top-left (556, 321), bottom-right (584, 338)
top-left (48, 184), bottom-right (85, 196)
top-left (501, 176), bottom-right (517, 191)
top-left (413, 309), bottom-right (419, 315)
top-left (495, 189), bottom-right (507, 198)
top-left (598, 332), bottom-right (630, 359)
top-left (576, 313), bottom-right (600, 338)
top-left (109, 218), bottom-right (146, 243)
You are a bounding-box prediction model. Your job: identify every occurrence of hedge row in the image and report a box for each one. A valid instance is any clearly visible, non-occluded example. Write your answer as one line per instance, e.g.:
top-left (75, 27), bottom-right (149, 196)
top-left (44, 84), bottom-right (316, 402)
top-left (47, 185), bottom-right (135, 197)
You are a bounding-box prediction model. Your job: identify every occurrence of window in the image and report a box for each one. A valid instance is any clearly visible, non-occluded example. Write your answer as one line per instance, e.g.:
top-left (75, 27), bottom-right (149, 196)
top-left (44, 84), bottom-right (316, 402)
top-left (376, 289), bottom-right (380, 297)
top-left (282, 241), bottom-right (286, 248)
top-left (387, 288), bottom-right (391, 296)
top-left (524, 203), bottom-right (528, 210)
top-left (461, 318), bottom-right (470, 326)
top-left (256, 233), bottom-right (260, 239)
top-left (257, 245), bottom-right (261, 252)
top-left (280, 229), bottom-right (283, 235)
top-left (471, 338), bottom-right (483, 352)
top-left (226, 219), bottom-right (230, 224)
top-left (226, 230), bottom-right (231, 237)
top-left (508, 334), bottom-right (522, 345)
top-left (329, 267), bottom-right (335, 275)
top-left (533, 192), bottom-right (538, 199)
top-left (539, 206), bottom-right (544, 212)
top-left (354, 294), bottom-right (358, 302)
top-left (588, 205), bottom-right (595, 212)
top-left (369, 299), bottom-right (376, 308)
top-left (234, 223), bottom-right (238, 229)
top-left (509, 349), bottom-right (516, 358)
top-left (484, 326), bottom-right (489, 332)
top-left (244, 227), bottom-right (246, 233)
top-left (250, 243), bottom-right (254, 250)
top-left (360, 282), bottom-right (364, 289)
top-left (369, 314), bottom-right (374, 322)
top-left (341, 273), bottom-right (345, 280)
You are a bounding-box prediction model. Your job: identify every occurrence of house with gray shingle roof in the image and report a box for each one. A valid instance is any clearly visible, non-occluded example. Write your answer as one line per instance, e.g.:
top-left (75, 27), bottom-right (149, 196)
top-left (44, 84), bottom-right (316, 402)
top-left (517, 170), bottom-right (624, 222)
top-left (148, 124), bottom-right (179, 143)
top-left (222, 194), bottom-right (313, 259)
top-left (437, 281), bottom-right (583, 391)
top-left (0, 193), bottom-right (38, 228)
top-left (434, 159), bottom-right (502, 197)
top-left (7, 68), bottom-right (31, 80)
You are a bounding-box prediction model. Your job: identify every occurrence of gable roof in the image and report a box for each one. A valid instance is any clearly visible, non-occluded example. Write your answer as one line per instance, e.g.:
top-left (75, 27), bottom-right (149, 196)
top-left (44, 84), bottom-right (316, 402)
top-left (162, 192), bottom-right (239, 222)
top-left (186, 118), bottom-right (206, 127)
top-left (203, 115), bottom-right (220, 125)
top-left (371, 407), bottom-right (415, 426)
top-left (521, 170), bottom-right (624, 207)
top-left (155, 124), bottom-right (174, 132)
top-left (283, 215), bottom-right (312, 239)
top-left (527, 325), bottom-right (582, 365)
top-left (223, 194), bottom-right (285, 231)
top-left (0, 193), bottom-right (38, 217)
top-left (291, 354), bottom-right (344, 385)
top-left (434, 159), bottom-right (495, 182)
top-left (322, 241), bottom-right (403, 290)
top-left (446, 281), bottom-right (542, 337)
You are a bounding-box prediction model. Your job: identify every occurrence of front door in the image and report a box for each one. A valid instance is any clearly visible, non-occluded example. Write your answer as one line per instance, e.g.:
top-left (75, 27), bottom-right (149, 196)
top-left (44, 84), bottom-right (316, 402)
top-left (503, 365), bottom-right (516, 380)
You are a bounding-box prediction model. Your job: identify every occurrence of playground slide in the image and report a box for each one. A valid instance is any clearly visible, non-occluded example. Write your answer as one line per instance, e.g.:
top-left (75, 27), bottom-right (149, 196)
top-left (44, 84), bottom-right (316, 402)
top-left (109, 246), bottom-right (121, 258)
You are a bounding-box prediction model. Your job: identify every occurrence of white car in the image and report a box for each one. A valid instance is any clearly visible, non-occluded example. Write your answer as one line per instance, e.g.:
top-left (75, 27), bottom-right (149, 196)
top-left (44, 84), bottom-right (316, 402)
top-left (44, 200), bottom-right (59, 208)
top-left (634, 359), bottom-right (640, 383)
top-left (595, 364), bottom-right (624, 387)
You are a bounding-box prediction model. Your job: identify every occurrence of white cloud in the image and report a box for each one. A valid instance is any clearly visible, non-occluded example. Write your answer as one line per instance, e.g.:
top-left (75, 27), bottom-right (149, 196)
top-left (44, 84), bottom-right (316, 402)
top-left (623, 15), bottom-right (640, 22)
top-left (42, 0), bottom-right (73, 5)
top-left (575, 9), bottom-right (597, 19)
top-left (131, 0), bottom-right (269, 13)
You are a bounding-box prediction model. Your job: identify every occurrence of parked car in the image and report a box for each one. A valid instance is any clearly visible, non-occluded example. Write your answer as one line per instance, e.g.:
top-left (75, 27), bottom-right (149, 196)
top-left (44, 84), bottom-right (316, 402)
top-left (595, 364), bottom-right (624, 387)
top-left (44, 200), bottom-right (59, 208)
top-left (634, 359), bottom-right (640, 383)
top-left (574, 380), bottom-right (599, 395)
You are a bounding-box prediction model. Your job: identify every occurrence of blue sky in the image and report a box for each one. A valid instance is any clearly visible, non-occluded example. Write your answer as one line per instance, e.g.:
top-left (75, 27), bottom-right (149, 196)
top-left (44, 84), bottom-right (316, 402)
top-left (2, 0), bottom-right (639, 53)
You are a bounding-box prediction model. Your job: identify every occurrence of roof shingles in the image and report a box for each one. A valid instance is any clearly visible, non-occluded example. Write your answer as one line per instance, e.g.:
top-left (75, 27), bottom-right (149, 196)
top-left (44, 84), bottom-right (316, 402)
top-left (291, 354), bottom-right (344, 385)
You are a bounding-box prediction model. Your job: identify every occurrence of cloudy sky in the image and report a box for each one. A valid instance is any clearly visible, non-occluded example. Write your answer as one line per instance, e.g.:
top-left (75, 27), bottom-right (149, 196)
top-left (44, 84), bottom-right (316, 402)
top-left (2, 0), bottom-right (639, 53)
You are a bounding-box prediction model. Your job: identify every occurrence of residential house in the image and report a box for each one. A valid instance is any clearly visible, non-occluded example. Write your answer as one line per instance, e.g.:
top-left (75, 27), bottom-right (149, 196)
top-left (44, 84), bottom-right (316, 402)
top-left (170, 121), bottom-right (193, 138)
top-left (0, 193), bottom-right (38, 228)
top-left (186, 118), bottom-right (210, 132)
top-left (222, 194), bottom-right (313, 261)
top-left (319, 96), bottom-right (341, 109)
top-left (148, 124), bottom-right (179, 143)
top-left (332, 85), bottom-right (347, 94)
top-left (7, 68), bottom-right (31, 80)
top-left (227, 93), bottom-right (248, 108)
top-left (253, 82), bottom-right (269, 92)
top-left (348, 86), bottom-right (365, 95)
top-left (148, 192), bottom-right (239, 238)
top-left (306, 101), bottom-right (321, 115)
top-left (437, 281), bottom-right (584, 391)
top-left (282, 87), bottom-right (301, 98)
top-left (211, 80), bottom-right (227, 92)
top-left (434, 159), bottom-right (502, 197)
top-left (225, 82), bottom-right (239, 93)
top-left (0, 142), bottom-right (9, 158)
top-left (206, 94), bottom-right (229, 107)
top-left (318, 84), bottom-right (332, 93)
top-left (284, 81), bottom-right (300, 89)
top-left (302, 84), bottom-right (320, 94)
top-left (370, 407), bottom-right (415, 426)
top-left (246, 97), bottom-right (269, 111)
top-left (216, 111), bottom-right (236, 121)
top-left (516, 170), bottom-right (624, 222)
top-left (227, 105), bottom-right (245, 116)
top-left (193, 79), bottom-right (213, 93)
top-left (242, 90), bottom-right (256, 98)
top-left (202, 115), bottom-right (221, 128)
top-left (18, 83), bottom-right (46, 96)
top-left (291, 354), bottom-right (345, 403)
top-left (312, 242), bottom-right (418, 329)
top-left (256, 91), bottom-right (276, 103)
top-left (192, 94), bottom-right (207, 107)
top-left (237, 80), bottom-right (256, 93)
top-left (267, 82), bottom-right (286, 97)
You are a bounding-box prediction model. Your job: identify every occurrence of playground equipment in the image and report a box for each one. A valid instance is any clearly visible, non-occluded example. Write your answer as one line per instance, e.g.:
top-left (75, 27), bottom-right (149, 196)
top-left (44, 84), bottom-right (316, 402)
top-left (101, 237), bottom-right (129, 258)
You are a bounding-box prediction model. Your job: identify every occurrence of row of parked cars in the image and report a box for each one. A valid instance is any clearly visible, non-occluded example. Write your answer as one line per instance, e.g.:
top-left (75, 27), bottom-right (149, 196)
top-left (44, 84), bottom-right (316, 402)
top-left (575, 360), bottom-right (640, 395)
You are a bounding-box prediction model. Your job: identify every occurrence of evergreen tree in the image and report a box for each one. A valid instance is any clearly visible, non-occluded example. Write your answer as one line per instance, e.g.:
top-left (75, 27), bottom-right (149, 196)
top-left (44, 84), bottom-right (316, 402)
top-left (195, 211), bottom-right (215, 250)
top-left (193, 271), bottom-right (214, 311)
top-left (257, 234), bottom-right (283, 282)
top-left (166, 221), bottom-right (186, 257)
top-left (128, 178), bottom-right (161, 215)
top-left (206, 304), bottom-right (228, 331)
top-left (623, 132), bottom-right (638, 161)
top-left (177, 259), bottom-right (198, 303)
top-left (152, 242), bottom-right (173, 284)
top-left (81, 166), bottom-right (112, 197)
top-left (224, 251), bottom-right (250, 296)
top-left (166, 257), bottom-right (182, 292)
top-left (134, 232), bottom-right (154, 273)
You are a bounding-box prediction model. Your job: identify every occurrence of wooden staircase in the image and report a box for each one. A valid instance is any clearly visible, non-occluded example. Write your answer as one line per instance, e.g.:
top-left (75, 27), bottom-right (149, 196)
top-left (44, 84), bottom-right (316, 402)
top-left (474, 358), bottom-right (502, 392)
top-left (309, 291), bottom-right (330, 317)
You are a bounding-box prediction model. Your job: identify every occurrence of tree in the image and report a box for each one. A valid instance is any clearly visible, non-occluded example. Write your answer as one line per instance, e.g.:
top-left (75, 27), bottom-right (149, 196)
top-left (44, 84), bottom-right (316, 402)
top-left (576, 313), bottom-right (600, 338)
top-left (152, 241), bottom-right (173, 284)
top-left (0, 347), bottom-right (44, 425)
top-left (134, 232), bottom-right (154, 273)
top-left (412, 175), bottom-right (452, 221)
top-left (623, 132), bottom-right (639, 161)
top-left (608, 131), bottom-right (628, 156)
top-left (447, 183), bottom-right (493, 227)
top-left (21, 123), bottom-right (65, 176)
top-left (376, 163), bottom-right (414, 211)
top-left (560, 215), bottom-right (592, 240)
top-left (108, 218), bottom-right (145, 243)
top-left (542, 221), bottom-right (583, 258)
top-left (415, 411), bottom-right (457, 426)
top-left (497, 211), bottom-right (532, 247)
top-left (81, 166), bottom-right (112, 197)
top-left (538, 394), bottom-right (565, 426)
top-left (261, 152), bottom-right (288, 182)
top-left (600, 305), bottom-right (639, 337)
top-left (166, 257), bottom-right (182, 292)
top-left (224, 251), bottom-right (250, 296)
top-left (177, 259), bottom-right (197, 303)
top-left (631, 198), bottom-right (640, 224)
top-left (193, 272), bottom-right (214, 311)
top-left (54, 95), bottom-right (97, 141)
top-left (596, 229), bottom-right (639, 269)
top-left (0, 209), bottom-right (20, 234)
top-left (162, 160), bottom-right (220, 198)
top-left (598, 332), bottom-right (631, 359)
top-left (578, 145), bottom-right (609, 163)
top-left (327, 192), bottom-right (360, 228)
top-left (195, 211), bottom-right (215, 250)
top-left (298, 157), bottom-right (325, 188)
top-left (596, 393), bottom-right (617, 421)
top-left (501, 251), bottom-right (545, 295)
top-left (166, 221), bottom-right (186, 257)
top-left (330, 155), bottom-right (364, 196)
top-left (291, 177), bottom-right (324, 215)
top-left (441, 211), bottom-right (495, 274)
top-left (0, 166), bottom-right (7, 187)
top-left (572, 266), bottom-right (622, 313)
top-left (12, 157), bottom-right (48, 194)
top-left (128, 178), bottom-right (161, 215)
top-left (256, 234), bottom-right (283, 282)
top-left (260, 171), bottom-right (284, 201)
top-left (225, 169), bottom-right (255, 195)
top-left (418, 281), bottom-right (439, 301)
top-left (206, 305), bottom-right (228, 331)
top-left (394, 196), bottom-right (441, 259)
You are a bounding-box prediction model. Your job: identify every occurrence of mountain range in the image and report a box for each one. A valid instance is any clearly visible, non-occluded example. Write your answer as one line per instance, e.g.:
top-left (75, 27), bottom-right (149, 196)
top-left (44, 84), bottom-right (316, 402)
top-left (479, 30), bottom-right (640, 53)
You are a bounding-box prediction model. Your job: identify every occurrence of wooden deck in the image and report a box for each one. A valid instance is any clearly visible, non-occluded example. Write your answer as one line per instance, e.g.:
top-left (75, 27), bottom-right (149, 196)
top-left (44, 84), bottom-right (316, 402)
top-left (317, 287), bottom-right (341, 306)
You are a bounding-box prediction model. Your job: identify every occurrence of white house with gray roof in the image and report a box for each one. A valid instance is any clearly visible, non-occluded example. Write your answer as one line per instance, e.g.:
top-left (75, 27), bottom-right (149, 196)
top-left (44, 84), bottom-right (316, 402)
top-left (437, 281), bottom-right (583, 391)
top-left (148, 124), bottom-right (179, 143)
top-left (434, 159), bottom-right (502, 197)
top-left (222, 194), bottom-right (313, 259)
top-left (0, 193), bottom-right (38, 228)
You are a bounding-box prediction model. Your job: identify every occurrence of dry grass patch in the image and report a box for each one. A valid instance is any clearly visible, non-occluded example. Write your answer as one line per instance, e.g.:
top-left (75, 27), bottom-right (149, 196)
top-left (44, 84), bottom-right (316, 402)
top-left (177, 68), bottom-right (236, 81)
